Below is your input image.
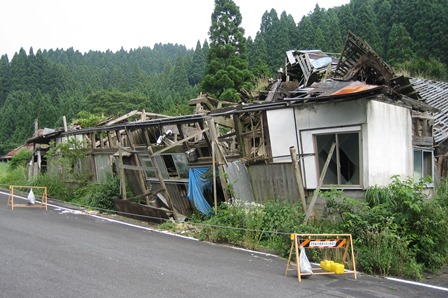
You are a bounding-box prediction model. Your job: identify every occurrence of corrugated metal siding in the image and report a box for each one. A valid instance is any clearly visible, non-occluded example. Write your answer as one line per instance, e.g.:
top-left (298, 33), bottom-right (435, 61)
top-left (247, 163), bottom-right (299, 204)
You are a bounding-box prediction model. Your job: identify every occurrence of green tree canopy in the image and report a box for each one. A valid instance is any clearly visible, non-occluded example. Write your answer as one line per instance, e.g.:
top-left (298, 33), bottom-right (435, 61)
top-left (387, 23), bottom-right (414, 66)
top-left (81, 90), bottom-right (150, 116)
top-left (201, 0), bottom-right (253, 101)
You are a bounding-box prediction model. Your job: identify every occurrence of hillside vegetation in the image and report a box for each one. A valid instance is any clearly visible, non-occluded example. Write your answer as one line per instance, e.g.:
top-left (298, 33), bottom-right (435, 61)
top-left (0, 0), bottom-right (447, 154)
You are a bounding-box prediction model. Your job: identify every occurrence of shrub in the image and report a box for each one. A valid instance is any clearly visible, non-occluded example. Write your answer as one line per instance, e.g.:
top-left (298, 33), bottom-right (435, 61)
top-left (435, 177), bottom-right (448, 208)
top-left (72, 177), bottom-right (120, 210)
top-left (198, 198), bottom-right (320, 256)
top-left (28, 173), bottom-right (74, 202)
top-left (356, 222), bottom-right (421, 279)
top-left (323, 176), bottom-right (448, 277)
top-left (199, 200), bottom-right (248, 244)
top-left (0, 164), bottom-right (28, 186)
top-left (259, 198), bottom-right (306, 255)
top-left (159, 220), bottom-right (176, 231)
top-left (8, 148), bottom-right (32, 169)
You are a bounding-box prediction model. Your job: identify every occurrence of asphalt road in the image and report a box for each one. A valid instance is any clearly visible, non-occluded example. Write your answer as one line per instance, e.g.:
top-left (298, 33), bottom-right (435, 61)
top-left (1, 191), bottom-right (447, 298)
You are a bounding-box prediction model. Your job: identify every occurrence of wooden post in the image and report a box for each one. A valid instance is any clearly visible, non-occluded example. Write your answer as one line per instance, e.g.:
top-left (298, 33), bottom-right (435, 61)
top-left (99, 132), bottom-right (104, 148)
top-left (90, 132), bottom-right (96, 149)
top-left (132, 153), bottom-right (151, 205)
top-left (233, 114), bottom-right (246, 157)
top-left (107, 131), bottom-right (113, 148)
top-left (118, 147), bottom-right (127, 200)
top-left (206, 118), bottom-right (230, 203)
top-left (148, 146), bottom-right (177, 218)
top-left (304, 142), bottom-right (336, 223)
top-left (125, 127), bottom-right (135, 149)
top-left (208, 118), bottom-right (218, 210)
top-left (115, 130), bottom-right (121, 147)
top-left (290, 146), bottom-right (307, 213)
top-left (212, 139), bottom-right (217, 211)
top-left (34, 119), bottom-right (39, 135)
top-left (31, 143), bottom-right (36, 177)
top-left (63, 116), bottom-right (68, 132)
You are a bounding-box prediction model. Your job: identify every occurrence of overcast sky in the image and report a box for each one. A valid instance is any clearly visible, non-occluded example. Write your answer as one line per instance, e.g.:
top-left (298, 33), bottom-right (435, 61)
top-left (1, 0), bottom-right (350, 58)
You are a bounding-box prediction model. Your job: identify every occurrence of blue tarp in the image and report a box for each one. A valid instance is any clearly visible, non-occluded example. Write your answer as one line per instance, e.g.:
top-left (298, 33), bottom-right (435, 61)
top-left (187, 167), bottom-right (215, 216)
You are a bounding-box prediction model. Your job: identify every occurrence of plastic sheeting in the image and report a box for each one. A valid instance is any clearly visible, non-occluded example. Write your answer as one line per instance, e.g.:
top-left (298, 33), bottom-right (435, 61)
top-left (187, 167), bottom-right (214, 216)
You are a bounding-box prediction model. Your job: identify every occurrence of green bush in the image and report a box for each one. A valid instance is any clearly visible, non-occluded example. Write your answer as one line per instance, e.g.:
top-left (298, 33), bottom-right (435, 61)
top-left (259, 198), bottom-right (306, 255)
top-left (8, 148), bottom-right (32, 169)
top-left (356, 222), bottom-right (421, 279)
top-left (159, 220), bottom-right (176, 231)
top-left (199, 200), bottom-right (248, 244)
top-left (29, 173), bottom-right (74, 202)
top-left (198, 198), bottom-right (321, 256)
top-left (0, 164), bottom-right (28, 186)
top-left (72, 177), bottom-right (120, 210)
top-left (0, 150), bottom-right (32, 187)
top-left (366, 177), bottom-right (448, 272)
top-left (435, 177), bottom-right (448, 208)
top-left (321, 176), bottom-right (448, 278)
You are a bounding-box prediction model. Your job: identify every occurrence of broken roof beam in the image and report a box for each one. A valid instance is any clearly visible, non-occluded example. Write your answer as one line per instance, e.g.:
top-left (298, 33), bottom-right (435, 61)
top-left (137, 111), bottom-right (173, 120)
top-left (103, 110), bottom-right (173, 127)
top-left (105, 110), bottom-right (139, 126)
top-left (212, 116), bottom-right (234, 128)
top-left (334, 31), bottom-right (394, 81)
top-left (151, 127), bottom-right (209, 159)
top-left (189, 93), bottom-right (237, 112)
top-left (342, 52), bottom-right (394, 84)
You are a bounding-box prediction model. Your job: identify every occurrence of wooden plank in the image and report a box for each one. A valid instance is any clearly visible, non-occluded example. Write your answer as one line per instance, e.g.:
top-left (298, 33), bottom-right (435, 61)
top-left (148, 146), bottom-right (181, 219)
top-left (151, 128), bottom-right (209, 156)
top-left (118, 147), bottom-right (127, 200)
top-left (176, 124), bottom-right (188, 151)
top-left (106, 110), bottom-right (138, 126)
top-left (233, 114), bottom-right (246, 157)
top-left (290, 146), bottom-right (306, 213)
top-left (304, 142), bottom-right (336, 223)
top-left (121, 164), bottom-right (155, 172)
top-left (125, 127), bottom-right (135, 149)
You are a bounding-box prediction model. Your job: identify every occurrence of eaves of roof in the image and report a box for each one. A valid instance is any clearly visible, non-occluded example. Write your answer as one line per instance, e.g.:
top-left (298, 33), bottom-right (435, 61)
top-left (62, 113), bottom-right (209, 136)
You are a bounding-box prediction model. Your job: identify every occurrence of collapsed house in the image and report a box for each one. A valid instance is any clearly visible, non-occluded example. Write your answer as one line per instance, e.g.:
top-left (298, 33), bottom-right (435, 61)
top-left (26, 110), bottom-right (254, 221)
top-left (26, 32), bottom-right (439, 220)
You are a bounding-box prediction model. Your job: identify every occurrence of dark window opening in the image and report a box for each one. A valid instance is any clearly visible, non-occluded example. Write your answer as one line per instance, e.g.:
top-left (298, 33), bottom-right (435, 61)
top-left (162, 155), bottom-right (177, 177)
top-left (316, 132), bottom-right (360, 186)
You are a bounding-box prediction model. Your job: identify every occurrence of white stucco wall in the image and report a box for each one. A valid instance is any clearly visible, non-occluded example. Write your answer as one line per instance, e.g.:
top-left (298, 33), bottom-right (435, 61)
top-left (294, 99), bottom-right (367, 129)
top-left (266, 108), bottom-right (298, 162)
top-left (296, 100), bottom-right (367, 189)
top-left (365, 100), bottom-right (413, 186)
top-left (265, 99), bottom-right (413, 189)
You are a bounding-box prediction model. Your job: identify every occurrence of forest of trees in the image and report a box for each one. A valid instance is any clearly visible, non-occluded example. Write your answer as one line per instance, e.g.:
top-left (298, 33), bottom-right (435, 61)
top-left (0, 0), bottom-right (447, 155)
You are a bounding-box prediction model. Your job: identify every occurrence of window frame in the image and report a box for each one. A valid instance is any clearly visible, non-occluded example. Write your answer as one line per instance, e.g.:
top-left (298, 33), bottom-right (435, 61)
top-left (314, 130), bottom-right (362, 188)
top-left (139, 153), bottom-right (189, 181)
top-left (413, 148), bottom-right (434, 186)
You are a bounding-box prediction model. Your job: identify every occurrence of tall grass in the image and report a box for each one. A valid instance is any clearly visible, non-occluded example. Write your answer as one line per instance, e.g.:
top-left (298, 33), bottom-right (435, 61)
top-left (0, 163), bottom-right (28, 187)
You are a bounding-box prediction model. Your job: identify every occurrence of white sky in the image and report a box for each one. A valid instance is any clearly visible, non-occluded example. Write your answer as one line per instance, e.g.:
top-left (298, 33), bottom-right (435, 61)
top-left (1, 0), bottom-right (350, 58)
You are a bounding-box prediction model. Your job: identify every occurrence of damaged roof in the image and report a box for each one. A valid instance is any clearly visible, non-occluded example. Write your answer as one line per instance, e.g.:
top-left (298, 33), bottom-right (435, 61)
top-left (249, 31), bottom-right (436, 114)
top-left (411, 78), bottom-right (448, 143)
